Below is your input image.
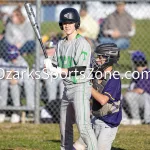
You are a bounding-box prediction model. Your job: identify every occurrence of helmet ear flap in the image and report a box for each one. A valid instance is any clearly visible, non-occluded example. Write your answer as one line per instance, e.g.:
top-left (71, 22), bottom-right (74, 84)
top-left (59, 23), bottom-right (63, 30)
top-left (75, 22), bottom-right (80, 29)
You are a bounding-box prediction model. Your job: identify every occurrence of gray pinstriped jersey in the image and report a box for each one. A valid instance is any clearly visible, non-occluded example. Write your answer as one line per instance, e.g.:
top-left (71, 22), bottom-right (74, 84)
top-left (52, 34), bottom-right (92, 87)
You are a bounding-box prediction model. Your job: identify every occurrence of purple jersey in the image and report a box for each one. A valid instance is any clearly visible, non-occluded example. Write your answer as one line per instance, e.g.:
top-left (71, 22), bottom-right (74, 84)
top-left (135, 68), bottom-right (150, 94)
top-left (100, 74), bottom-right (122, 127)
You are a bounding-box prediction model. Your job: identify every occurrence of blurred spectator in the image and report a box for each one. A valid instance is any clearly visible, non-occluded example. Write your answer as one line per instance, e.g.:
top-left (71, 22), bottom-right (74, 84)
top-left (122, 51), bottom-right (150, 125)
top-left (0, 45), bottom-right (34, 123)
top-left (78, 4), bottom-right (100, 41)
top-left (121, 71), bottom-right (140, 125)
top-left (0, 10), bottom-right (10, 61)
top-left (42, 35), bottom-right (49, 44)
top-left (49, 32), bottom-right (63, 45)
top-left (40, 39), bottom-right (64, 102)
top-left (3, 6), bottom-right (35, 55)
top-left (0, 58), bottom-right (9, 123)
top-left (0, 11), bottom-right (11, 39)
top-left (33, 38), bottom-right (64, 123)
top-left (99, 1), bottom-right (135, 50)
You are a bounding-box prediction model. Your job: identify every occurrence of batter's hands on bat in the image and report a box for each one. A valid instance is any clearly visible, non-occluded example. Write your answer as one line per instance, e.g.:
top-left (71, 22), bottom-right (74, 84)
top-left (44, 58), bottom-right (62, 75)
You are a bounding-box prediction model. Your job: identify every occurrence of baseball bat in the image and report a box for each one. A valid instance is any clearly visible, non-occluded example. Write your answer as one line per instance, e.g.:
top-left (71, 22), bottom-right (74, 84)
top-left (24, 2), bottom-right (48, 58)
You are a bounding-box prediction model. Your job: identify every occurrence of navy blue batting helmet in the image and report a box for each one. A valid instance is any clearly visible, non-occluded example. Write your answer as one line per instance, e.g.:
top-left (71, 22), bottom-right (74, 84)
top-left (59, 8), bottom-right (80, 30)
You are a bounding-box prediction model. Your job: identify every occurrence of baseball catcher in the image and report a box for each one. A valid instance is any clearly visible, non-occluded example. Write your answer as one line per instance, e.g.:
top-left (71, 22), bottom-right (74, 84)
top-left (74, 43), bottom-right (122, 150)
top-left (91, 43), bottom-right (122, 149)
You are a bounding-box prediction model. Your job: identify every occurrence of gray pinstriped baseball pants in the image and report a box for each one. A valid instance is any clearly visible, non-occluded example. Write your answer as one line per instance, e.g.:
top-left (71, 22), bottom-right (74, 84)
top-left (60, 82), bottom-right (98, 150)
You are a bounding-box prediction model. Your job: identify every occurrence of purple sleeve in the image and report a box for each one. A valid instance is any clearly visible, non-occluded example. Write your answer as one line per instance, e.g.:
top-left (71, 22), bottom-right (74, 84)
top-left (103, 77), bottom-right (121, 102)
top-left (135, 70), bottom-right (150, 94)
top-left (136, 76), bottom-right (149, 91)
top-left (136, 79), bottom-right (145, 89)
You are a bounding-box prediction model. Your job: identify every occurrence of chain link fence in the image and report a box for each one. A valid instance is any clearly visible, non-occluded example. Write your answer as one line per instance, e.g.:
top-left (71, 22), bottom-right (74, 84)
top-left (0, 0), bottom-right (150, 125)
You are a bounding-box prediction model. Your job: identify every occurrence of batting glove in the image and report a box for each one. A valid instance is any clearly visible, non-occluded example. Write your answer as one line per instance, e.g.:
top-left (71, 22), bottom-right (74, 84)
top-left (44, 58), bottom-right (62, 75)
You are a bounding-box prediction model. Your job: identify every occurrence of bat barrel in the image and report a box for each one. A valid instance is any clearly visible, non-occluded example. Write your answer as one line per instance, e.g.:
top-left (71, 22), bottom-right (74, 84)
top-left (24, 3), bottom-right (41, 40)
top-left (24, 2), bottom-right (48, 58)
top-left (24, 3), bottom-right (36, 25)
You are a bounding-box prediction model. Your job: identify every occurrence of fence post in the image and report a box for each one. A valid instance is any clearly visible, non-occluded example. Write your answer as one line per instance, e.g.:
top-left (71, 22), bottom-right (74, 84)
top-left (34, 0), bottom-right (41, 124)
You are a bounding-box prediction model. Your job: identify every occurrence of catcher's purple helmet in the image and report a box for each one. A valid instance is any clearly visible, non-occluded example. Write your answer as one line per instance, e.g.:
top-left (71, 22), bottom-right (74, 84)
top-left (131, 50), bottom-right (146, 62)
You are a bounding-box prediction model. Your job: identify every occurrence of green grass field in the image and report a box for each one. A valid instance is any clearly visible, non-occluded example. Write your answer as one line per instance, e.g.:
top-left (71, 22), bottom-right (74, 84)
top-left (0, 123), bottom-right (150, 150)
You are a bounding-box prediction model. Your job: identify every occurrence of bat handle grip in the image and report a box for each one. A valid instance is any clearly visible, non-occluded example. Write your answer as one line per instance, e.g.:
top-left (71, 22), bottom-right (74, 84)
top-left (39, 39), bottom-right (48, 58)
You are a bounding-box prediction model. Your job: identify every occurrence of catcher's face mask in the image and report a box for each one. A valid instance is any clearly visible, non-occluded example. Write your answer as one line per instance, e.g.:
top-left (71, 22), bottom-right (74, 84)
top-left (94, 53), bottom-right (109, 65)
top-left (91, 53), bottom-right (110, 72)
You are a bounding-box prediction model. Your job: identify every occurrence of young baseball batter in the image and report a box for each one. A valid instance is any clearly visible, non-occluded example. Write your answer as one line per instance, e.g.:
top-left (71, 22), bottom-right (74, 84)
top-left (44, 8), bottom-right (97, 150)
top-left (91, 43), bottom-right (122, 150)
